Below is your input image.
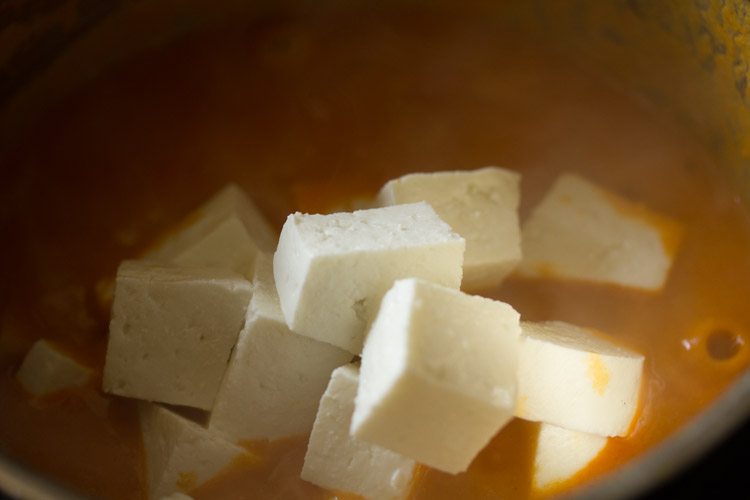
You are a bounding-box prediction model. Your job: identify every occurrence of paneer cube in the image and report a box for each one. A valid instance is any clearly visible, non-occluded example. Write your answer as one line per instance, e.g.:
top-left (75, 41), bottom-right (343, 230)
top-left (516, 321), bottom-right (644, 437)
top-left (532, 423), bottom-right (608, 491)
top-left (351, 278), bottom-right (521, 474)
top-left (378, 167), bottom-right (521, 291)
top-left (301, 364), bottom-right (415, 500)
top-left (273, 202), bottom-right (465, 354)
top-left (209, 253), bottom-right (352, 441)
top-left (102, 261), bottom-right (252, 410)
top-left (140, 403), bottom-right (253, 499)
top-left (149, 184), bottom-right (277, 278)
top-left (519, 173), bottom-right (683, 291)
top-left (16, 339), bottom-right (93, 396)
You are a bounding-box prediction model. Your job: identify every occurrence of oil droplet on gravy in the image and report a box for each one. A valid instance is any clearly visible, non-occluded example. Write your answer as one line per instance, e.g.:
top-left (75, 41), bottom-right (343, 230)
top-left (1, 4), bottom-right (750, 500)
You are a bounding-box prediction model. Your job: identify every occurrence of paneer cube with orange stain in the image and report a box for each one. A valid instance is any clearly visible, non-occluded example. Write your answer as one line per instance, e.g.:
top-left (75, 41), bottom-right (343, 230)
top-left (519, 173), bottom-right (683, 291)
top-left (515, 321), bottom-right (644, 437)
top-left (532, 422), bottom-right (608, 492)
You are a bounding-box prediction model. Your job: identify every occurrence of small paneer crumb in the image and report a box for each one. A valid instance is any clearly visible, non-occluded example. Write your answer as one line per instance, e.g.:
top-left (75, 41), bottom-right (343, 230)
top-left (533, 423), bottom-right (608, 491)
top-left (351, 278), bottom-right (521, 474)
top-left (518, 173), bottom-right (683, 291)
top-left (149, 183), bottom-right (277, 279)
top-left (273, 202), bottom-right (465, 354)
top-left (140, 403), bottom-right (253, 500)
top-left (208, 253), bottom-right (352, 441)
top-left (516, 321), bottom-right (644, 437)
top-left (16, 339), bottom-right (93, 396)
top-left (301, 364), bottom-right (415, 500)
top-left (102, 261), bottom-right (252, 410)
top-left (378, 166), bottom-right (521, 291)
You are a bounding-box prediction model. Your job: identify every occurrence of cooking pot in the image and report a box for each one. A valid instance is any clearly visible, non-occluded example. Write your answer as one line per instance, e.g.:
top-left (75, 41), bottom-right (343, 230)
top-left (1, 1), bottom-right (749, 498)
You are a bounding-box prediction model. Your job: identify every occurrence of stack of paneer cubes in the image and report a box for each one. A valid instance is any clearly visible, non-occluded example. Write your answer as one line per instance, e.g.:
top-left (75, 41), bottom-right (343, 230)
top-left (17, 168), bottom-right (683, 499)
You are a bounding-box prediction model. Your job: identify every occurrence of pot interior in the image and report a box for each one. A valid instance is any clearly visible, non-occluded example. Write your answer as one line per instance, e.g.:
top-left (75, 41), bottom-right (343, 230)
top-left (1, 1), bottom-right (749, 499)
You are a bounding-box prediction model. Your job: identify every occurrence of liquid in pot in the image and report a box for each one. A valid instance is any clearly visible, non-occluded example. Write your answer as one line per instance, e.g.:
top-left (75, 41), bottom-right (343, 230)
top-left (1, 5), bottom-right (749, 499)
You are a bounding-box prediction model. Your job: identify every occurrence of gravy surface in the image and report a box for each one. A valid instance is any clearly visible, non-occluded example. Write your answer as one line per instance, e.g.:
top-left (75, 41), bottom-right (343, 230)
top-left (1, 4), bottom-right (750, 499)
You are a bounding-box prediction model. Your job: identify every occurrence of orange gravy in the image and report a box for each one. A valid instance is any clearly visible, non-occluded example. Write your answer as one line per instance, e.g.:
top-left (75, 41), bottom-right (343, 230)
top-left (1, 5), bottom-right (750, 500)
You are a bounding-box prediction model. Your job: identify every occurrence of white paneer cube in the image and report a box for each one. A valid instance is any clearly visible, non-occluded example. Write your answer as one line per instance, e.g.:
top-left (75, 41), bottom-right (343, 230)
top-left (302, 364), bottom-right (415, 500)
top-left (519, 173), bottom-right (683, 291)
top-left (516, 321), bottom-right (644, 437)
top-left (378, 167), bottom-right (521, 291)
top-left (16, 339), bottom-right (93, 396)
top-left (209, 253), bottom-right (352, 441)
top-left (103, 261), bottom-right (252, 410)
top-left (150, 184), bottom-right (277, 278)
top-left (274, 202), bottom-right (465, 354)
top-left (533, 423), bottom-right (608, 491)
top-left (140, 403), bottom-right (253, 499)
top-left (351, 278), bottom-right (521, 474)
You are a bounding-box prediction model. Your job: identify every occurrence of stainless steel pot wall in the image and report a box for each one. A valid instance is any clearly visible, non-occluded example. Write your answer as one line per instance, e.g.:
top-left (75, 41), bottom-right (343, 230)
top-left (1, 0), bottom-right (749, 498)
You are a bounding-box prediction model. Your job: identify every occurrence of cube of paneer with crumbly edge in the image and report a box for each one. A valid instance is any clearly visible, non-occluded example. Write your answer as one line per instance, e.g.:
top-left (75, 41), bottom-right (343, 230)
top-left (102, 261), bottom-right (253, 410)
top-left (378, 167), bottom-right (521, 291)
top-left (140, 403), bottom-right (255, 500)
top-left (273, 202), bottom-right (465, 354)
top-left (351, 278), bottom-right (521, 474)
top-left (208, 253), bottom-right (352, 441)
top-left (16, 339), bottom-right (93, 396)
top-left (532, 423), bottom-right (608, 492)
top-left (516, 321), bottom-right (644, 437)
top-left (148, 183), bottom-right (277, 279)
top-left (302, 364), bottom-right (415, 500)
top-left (518, 173), bottom-right (683, 291)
